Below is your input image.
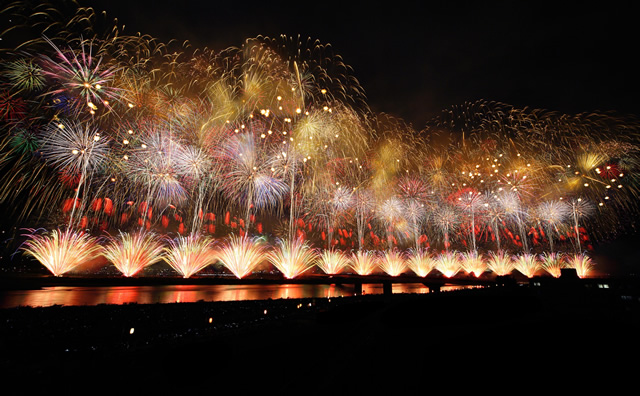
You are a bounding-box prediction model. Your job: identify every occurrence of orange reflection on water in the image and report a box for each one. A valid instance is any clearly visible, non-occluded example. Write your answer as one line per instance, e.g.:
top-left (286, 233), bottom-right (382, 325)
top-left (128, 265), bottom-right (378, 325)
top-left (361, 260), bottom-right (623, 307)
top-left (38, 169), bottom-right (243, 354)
top-left (0, 283), bottom-right (474, 309)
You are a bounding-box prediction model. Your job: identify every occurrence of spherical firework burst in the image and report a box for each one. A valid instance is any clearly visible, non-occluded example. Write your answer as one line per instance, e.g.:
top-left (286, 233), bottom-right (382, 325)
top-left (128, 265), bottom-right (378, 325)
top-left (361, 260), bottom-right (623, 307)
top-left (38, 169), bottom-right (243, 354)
top-left (535, 200), bottom-right (570, 252)
top-left (39, 120), bottom-right (109, 176)
top-left (3, 57), bottom-right (46, 93)
top-left (39, 37), bottom-right (125, 116)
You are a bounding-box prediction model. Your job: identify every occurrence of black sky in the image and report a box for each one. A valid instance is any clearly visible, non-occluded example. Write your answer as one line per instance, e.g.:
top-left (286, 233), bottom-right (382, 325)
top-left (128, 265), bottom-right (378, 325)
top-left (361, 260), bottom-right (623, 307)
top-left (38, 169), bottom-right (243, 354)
top-left (86, 0), bottom-right (640, 128)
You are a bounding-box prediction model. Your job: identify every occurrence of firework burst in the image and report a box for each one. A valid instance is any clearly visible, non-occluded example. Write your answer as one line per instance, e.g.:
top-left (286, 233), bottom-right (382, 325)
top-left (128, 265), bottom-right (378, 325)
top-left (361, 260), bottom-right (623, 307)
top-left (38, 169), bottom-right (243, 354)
top-left (435, 251), bottom-right (461, 278)
top-left (377, 249), bottom-right (407, 276)
top-left (317, 249), bottom-right (350, 275)
top-left (215, 235), bottom-right (266, 279)
top-left (486, 251), bottom-right (513, 276)
top-left (348, 250), bottom-right (377, 276)
top-left (459, 251), bottom-right (486, 278)
top-left (102, 231), bottom-right (165, 277)
top-left (406, 249), bottom-right (436, 277)
top-left (163, 233), bottom-right (217, 278)
top-left (541, 252), bottom-right (566, 278)
top-left (266, 237), bottom-right (318, 279)
top-left (20, 228), bottom-right (103, 277)
top-left (513, 253), bottom-right (541, 278)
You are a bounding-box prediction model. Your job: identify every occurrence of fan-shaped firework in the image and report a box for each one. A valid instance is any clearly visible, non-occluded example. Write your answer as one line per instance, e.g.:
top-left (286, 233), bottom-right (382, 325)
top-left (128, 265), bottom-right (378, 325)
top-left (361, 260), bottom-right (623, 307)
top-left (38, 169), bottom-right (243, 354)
top-left (215, 235), bottom-right (266, 279)
top-left (377, 249), bottom-right (407, 276)
top-left (348, 250), bottom-right (377, 276)
top-left (266, 238), bottom-right (318, 279)
top-left (102, 231), bottom-right (165, 277)
top-left (317, 249), bottom-right (350, 275)
top-left (20, 228), bottom-right (103, 277)
top-left (435, 251), bottom-right (461, 278)
top-left (486, 250), bottom-right (513, 276)
top-left (567, 253), bottom-right (595, 278)
top-left (406, 249), bottom-right (437, 277)
top-left (164, 233), bottom-right (217, 278)
top-left (513, 253), bottom-right (541, 278)
top-left (541, 252), bottom-right (566, 278)
top-left (460, 251), bottom-right (486, 278)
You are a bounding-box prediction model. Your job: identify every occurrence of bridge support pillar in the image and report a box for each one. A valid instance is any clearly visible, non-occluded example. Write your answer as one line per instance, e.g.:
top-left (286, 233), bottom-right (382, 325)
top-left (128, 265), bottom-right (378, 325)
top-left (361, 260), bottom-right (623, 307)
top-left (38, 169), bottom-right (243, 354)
top-left (353, 281), bottom-right (363, 296)
top-left (382, 280), bottom-right (392, 296)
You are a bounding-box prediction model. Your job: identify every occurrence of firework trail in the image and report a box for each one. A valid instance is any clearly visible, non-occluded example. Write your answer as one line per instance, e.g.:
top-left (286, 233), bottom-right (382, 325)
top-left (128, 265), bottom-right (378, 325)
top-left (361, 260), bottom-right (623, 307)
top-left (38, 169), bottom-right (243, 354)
top-left (454, 188), bottom-right (485, 254)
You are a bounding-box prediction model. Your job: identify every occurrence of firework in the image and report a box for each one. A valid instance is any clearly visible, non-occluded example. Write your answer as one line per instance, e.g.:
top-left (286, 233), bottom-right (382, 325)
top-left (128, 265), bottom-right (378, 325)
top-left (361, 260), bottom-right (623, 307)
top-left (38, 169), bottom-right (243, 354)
top-left (218, 130), bottom-right (288, 232)
top-left (377, 249), bottom-right (407, 276)
top-left (3, 58), bottom-right (46, 93)
top-left (431, 204), bottom-right (460, 252)
top-left (20, 228), bottom-right (103, 276)
top-left (215, 235), bottom-right (266, 279)
top-left (39, 37), bottom-right (125, 116)
top-left (406, 249), bottom-right (436, 277)
top-left (541, 252), bottom-right (566, 278)
top-left (512, 253), bottom-right (541, 278)
top-left (266, 238), bottom-right (318, 279)
top-left (348, 250), bottom-right (377, 276)
top-left (459, 251), bottom-right (486, 278)
top-left (567, 198), bottom-right (595, 253)
top-left (2, 4), bottom-right (640, 279)
top-left (317, 249), bottom-right (350, 275)
top-left (454, 188), bottom-right (485, 253)
top-left (435, 251), bottom-right (461, 278)
top-left (163, 233), bottom-right (217, 278)
top-left (567, 253), bottom-right (595, 278)
top-left (102, 231), bottom-right (164, 277)
top-left (535, 200), bottom-right (570, 252)
top-left (486, 251), bottom-right (513, 276)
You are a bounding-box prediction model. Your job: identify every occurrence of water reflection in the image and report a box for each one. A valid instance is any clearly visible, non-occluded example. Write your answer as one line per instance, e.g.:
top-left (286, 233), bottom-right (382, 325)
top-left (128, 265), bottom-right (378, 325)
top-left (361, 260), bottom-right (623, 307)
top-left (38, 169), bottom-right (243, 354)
top-left (0, 283), bottom-right (470, 309)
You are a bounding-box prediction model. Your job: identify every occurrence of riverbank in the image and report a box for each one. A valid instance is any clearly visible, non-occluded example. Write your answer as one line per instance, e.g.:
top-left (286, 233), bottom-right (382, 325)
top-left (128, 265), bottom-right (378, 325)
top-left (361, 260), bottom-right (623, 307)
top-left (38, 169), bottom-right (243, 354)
top-left (2, 276), bottom-right (639, 393)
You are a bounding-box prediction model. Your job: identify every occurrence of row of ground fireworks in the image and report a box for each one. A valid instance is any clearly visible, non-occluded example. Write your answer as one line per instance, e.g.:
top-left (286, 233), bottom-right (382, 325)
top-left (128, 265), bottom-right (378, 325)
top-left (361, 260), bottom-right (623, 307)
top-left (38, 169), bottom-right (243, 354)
top-left (1, 3), bottom-right (639, 277)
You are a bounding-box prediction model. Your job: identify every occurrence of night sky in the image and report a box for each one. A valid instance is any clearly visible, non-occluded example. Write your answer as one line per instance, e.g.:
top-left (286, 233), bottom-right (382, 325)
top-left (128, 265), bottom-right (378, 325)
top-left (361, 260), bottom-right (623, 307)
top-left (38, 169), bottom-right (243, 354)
top-left (88, 0), bottom-right (640, 129)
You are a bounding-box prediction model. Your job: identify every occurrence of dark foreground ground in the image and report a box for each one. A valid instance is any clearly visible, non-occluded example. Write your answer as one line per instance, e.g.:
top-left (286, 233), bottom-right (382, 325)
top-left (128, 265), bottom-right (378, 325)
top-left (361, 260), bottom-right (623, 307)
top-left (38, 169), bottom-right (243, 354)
top-left (1, 274), bottom-right (639, 394)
